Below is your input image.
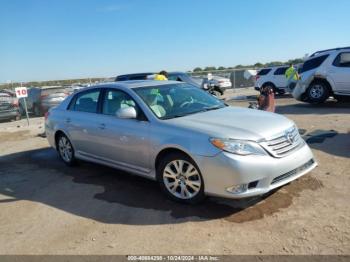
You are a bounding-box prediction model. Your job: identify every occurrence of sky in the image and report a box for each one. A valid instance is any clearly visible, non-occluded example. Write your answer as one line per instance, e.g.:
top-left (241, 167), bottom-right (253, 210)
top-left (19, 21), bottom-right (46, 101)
top-left (1, 0), bottom-right (350, 82)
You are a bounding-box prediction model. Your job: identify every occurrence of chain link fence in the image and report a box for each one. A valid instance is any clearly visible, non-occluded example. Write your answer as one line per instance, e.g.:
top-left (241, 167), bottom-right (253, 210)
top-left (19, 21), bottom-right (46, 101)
top-left (189, 68), bottom-right (258, 89)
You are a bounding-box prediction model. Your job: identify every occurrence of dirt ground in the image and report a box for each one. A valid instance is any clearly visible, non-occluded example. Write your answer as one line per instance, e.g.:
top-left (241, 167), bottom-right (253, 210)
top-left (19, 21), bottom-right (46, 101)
top-left (0, 90), bottom-right (349, 255)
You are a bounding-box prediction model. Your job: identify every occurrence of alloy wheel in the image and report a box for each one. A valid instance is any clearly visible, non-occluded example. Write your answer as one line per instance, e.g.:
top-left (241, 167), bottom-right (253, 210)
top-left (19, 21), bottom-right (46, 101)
top-left (163, 160), bottom-right (202, 200)
top-left (309, 84), bottom-right (324, 99)
top-left (58, 136), bottom-right (73, 163)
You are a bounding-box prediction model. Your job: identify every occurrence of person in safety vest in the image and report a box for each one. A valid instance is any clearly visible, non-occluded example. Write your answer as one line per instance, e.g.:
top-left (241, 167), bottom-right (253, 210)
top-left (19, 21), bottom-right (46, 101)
top-left (285, 64), bottom-right (299, 90)
top-left (154, 70), bottom-right (168, 81)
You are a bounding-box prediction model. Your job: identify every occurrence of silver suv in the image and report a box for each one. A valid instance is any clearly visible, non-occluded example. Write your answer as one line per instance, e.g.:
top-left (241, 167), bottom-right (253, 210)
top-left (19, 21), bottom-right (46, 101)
top-left (46, 81), bottom-right (317, 204)
top-left (293, 47), bottom-right (350, 103)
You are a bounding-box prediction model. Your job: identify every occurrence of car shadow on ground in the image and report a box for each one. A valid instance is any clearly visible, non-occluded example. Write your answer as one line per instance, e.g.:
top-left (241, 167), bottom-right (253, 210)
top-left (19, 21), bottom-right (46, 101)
top-left (276, 100), bottom-right (350, 115)
top-left (304, 130), bottom-right (350, 158)
top-left (0, 147), bottom-right (323, 225)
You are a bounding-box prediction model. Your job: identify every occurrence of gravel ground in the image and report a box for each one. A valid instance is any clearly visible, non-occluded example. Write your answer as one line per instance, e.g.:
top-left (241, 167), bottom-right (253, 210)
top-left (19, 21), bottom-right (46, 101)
top-left (0, 90), bottom-right (349, 255)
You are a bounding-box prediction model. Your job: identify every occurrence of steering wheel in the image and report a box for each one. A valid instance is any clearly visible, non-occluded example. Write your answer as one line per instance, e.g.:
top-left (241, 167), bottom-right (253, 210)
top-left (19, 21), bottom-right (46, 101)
top-left (179, 97), bottom-right (194, 108)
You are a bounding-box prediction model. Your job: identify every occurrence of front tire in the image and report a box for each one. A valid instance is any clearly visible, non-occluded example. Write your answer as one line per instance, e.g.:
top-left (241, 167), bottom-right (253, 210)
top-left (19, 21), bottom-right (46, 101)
top-left (57, 134), bottom-right (76, 166)
top-left (157, 153), bottom-right (205, 204)
top-left (15, 114), bottom-right (21, 121)
top-left (306, 82), bottom-right (329, 103)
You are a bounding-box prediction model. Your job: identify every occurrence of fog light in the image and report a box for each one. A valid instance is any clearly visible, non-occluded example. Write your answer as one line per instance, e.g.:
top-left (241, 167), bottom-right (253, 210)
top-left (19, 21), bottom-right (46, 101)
top-left (226, 184), bottom-right (248, 194)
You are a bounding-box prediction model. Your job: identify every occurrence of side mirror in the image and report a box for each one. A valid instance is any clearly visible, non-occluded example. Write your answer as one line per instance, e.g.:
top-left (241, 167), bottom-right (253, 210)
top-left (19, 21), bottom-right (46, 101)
top-left (116, 107), bottom-right (137, 119)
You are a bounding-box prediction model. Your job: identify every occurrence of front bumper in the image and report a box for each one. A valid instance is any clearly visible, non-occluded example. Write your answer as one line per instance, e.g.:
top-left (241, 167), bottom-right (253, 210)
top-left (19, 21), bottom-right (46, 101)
top-left (292, 82), bottom-right (307, 101)
top-left (0, 110), bottom-right (19, 121)
top-left (194, 142), bottom-right (317, 199)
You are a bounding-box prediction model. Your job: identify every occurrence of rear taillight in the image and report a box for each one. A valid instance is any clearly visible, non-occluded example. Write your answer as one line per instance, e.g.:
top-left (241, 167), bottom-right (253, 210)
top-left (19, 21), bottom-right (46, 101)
top-left (44, 111), bottom-right (50, 121)
top-left (40, 94), bottom-right (48, 100)
top-left (255, 75), bottom-right (260, 81)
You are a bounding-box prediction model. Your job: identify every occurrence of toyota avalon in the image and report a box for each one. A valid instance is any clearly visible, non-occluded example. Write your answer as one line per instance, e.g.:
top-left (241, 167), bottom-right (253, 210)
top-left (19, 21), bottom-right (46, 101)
top-left (45, 81), bottom-right (317, 204)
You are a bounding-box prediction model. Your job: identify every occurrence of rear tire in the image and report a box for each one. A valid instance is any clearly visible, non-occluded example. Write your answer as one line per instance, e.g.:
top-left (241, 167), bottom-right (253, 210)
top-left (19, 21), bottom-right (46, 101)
top-left (57, 134), bottom-right (76, 166)
top-left (306, 81), bottom-right (329, 103)
top-left (156, 152), bottom-right (206, 204)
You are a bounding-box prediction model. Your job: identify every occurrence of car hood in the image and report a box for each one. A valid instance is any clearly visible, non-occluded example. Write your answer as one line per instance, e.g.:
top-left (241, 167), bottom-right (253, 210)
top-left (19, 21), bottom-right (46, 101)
top-left (165, 107), bottom-right (294, 141)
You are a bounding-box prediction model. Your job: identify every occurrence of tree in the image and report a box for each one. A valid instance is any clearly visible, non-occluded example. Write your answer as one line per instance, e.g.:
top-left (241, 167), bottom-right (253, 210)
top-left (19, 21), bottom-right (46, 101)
top-left (204, 66), bottom-right (216, 71)
top-left (287, 58), bottom-right (304, 65)
top-left (254, 62), bottom-right (263, 68)
top-left (266, 61), bottom-right (284, 67)
top-left (218, 66), bottom-right (226, 70)
top-left (193, 67), bottom-right (202, 72)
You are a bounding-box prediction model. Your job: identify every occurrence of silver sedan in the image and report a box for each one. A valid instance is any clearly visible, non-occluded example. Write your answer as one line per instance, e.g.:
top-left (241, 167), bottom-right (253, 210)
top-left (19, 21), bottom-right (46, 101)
top-left (45, 81), bottom-right (317, 204)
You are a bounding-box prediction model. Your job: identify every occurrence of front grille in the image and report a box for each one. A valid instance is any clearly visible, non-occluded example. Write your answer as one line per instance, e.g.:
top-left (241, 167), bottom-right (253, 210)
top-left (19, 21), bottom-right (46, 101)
top-left (0, 102), bottom-right (16, 111)
top-left (262, 127), bottom-right (303, 157)
top-left (271, 159), bottom-right (315, 185)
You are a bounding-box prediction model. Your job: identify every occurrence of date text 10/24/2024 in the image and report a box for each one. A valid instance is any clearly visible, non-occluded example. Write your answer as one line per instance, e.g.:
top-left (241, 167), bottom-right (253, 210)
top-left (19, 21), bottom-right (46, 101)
top-left (127, 256), bottom-right (220, 261)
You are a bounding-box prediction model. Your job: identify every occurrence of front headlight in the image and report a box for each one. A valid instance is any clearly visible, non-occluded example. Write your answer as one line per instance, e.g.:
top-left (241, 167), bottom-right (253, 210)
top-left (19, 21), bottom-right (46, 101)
top-left (210, 138), bottom-right (266, 156)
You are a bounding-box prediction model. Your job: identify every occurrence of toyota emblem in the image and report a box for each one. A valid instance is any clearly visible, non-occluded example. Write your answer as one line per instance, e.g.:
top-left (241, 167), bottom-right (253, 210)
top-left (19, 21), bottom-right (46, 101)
top-left (286, 132), bottom-right (294, 144)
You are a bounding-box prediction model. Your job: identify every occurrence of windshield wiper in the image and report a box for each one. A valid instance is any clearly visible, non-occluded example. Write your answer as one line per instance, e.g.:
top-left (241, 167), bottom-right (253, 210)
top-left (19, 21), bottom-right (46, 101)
top-left (202, 105), bottom-right (224, 111)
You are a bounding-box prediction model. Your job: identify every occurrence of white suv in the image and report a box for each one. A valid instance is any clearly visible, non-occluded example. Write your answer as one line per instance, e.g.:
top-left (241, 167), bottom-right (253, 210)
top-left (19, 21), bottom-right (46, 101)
top-left (254, 66), bottom-right (291, 95)
top-left (293, 47), bottom-right (350, 103)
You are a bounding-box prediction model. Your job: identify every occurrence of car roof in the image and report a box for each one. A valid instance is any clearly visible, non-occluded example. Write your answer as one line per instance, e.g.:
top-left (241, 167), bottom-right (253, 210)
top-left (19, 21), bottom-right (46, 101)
top-left (117, 72), bottom-right (154, 77)
top-left (168, 71), bottom-right (188, 75)
top-left (82, 80), bottom-right (182, 91)
top-left (260, 66), bottom-right (289, 70)
top-left (116, 71), bottom-right (188, 78)
top-left (310, 46), bottom-right (350, 57)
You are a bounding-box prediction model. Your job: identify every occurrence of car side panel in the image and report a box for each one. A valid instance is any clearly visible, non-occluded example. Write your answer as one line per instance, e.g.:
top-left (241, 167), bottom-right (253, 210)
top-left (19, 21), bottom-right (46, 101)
top-left (92, 114), bottom-right (151, 173)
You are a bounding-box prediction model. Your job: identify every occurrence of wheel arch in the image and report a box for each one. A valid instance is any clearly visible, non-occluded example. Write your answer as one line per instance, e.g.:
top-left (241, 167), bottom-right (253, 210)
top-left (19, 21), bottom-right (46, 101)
top-left (262, 81), bottom-right (276, 88)
top-left (155, 147), bottom-right (195, 171)
top-left (54, 130), bottom-right (70, 151)
top-left (309, 77), bottom-right (333, 94)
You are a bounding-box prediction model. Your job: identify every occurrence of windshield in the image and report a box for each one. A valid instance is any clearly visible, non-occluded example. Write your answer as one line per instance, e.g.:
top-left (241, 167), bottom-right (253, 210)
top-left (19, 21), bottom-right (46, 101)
top-left (134, 83), bottom-right (226, 119)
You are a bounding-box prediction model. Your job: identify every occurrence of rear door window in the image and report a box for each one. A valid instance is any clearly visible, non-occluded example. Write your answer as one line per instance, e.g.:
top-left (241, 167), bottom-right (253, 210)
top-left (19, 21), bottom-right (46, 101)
top-left (274, 67), bottom-right (288, 75)
top-left (332, 52), bottom-right (350, 67)
top-left (257, 69), bottom-right (272, 76)
top-left (300, 55), bottom-right (329, 73)
top-left (70, 89), bottom-right (101, 113)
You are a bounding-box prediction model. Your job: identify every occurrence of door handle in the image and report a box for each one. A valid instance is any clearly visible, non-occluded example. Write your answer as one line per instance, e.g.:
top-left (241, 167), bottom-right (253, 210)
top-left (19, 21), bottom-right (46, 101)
top-left (98, 123), bottom-right (106, 130)
top-left (65, 118), bottom-right (71, 123)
